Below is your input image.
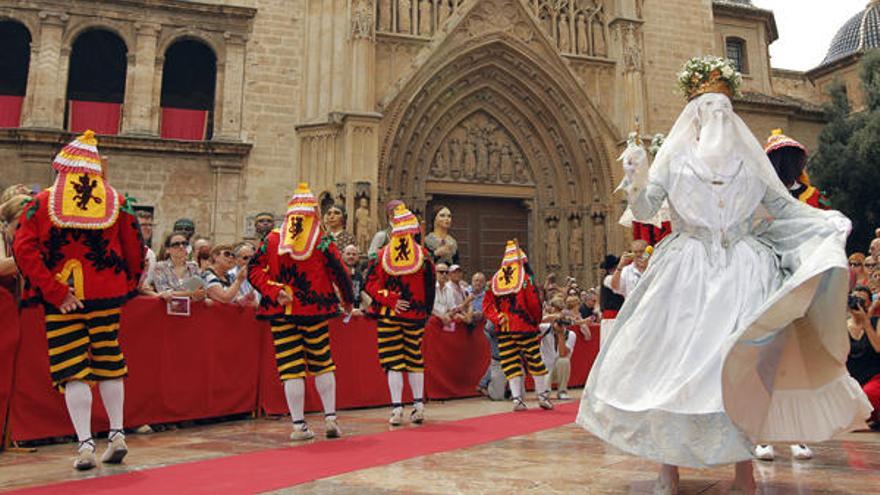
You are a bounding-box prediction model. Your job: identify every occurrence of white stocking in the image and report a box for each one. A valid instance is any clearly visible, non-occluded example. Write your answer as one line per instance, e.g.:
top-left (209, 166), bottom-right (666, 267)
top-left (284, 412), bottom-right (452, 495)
top-left (315, 372), bottom-right (336, 419)
top-left (387, 371), bottom-right (404, 410)
top-left (533, 374), bottom-right (549, 396)
top-left (408, 372), bottom-right (424, 410)
top-left (283, 378), bottom-right (306, 423)
top-left (64, 380), bottom-right (93, 442)
top-left (508, 376), bottom-right (524, 400)
top-left (98, 379), bottom-right (125, 431)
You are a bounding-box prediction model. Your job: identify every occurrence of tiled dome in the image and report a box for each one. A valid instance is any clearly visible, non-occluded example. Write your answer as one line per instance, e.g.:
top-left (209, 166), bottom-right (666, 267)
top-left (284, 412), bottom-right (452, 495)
top-left (822, 1), bottom-right (880, 65)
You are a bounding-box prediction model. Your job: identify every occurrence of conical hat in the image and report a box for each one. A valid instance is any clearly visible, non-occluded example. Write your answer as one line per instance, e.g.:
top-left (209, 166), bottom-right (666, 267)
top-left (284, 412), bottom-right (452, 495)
top-left (381, 203), bottom-right (424, 275)
top-left (278, 182), bottom-right (322, 260)
top-left (48, 130), bottom-right (119, 229)
top-left (764, 129), bottom-right (807, 154)
top-left (491, 240), bottom-right (526, 296)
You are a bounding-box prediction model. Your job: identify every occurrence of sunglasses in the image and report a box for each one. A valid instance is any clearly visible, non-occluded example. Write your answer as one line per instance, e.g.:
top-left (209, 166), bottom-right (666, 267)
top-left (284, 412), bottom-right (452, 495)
top-left (170, 241), bottom-right (189, 248)
top-left (866, 263), bottom-right (877, 268)
top-left (850, 262), bottom-right (864, 267)
top-left (238, 255), bottom-right (252, 261)
top-left (436, 270), bottom-right (448, 274)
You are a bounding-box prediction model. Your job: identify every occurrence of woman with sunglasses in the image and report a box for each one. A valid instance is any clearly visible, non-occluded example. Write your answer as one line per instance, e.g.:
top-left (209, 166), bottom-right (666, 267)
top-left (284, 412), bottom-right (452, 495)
top-left (229, 243), bottom-right (260, 307)
top-left (850, 252), bottom-right (870, 290)
top-left (203, 244), bottom-right (247, 304)
top-left (149, 232), bottom-right (206, 302)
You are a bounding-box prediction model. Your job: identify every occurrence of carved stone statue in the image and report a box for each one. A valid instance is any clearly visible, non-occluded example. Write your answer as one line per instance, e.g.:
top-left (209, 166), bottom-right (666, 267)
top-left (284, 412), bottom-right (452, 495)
top-left (399, 0), bottom-right (412, 34)
top-left (438, 0), bottom-right (451, 26)
top-left (576, 14), bottom-right (588, 55)
top-left (558, 14), bottom-right (571, 53)
top-left (463, 139), bottom-right (477, 179)
top-left (448, 138), bottom-right (462, 178)
top-left (475, 136), bottom-right (489, 180)
top-left (569, 216), bottom-right (583, 267)
top-left (355, 197), bottom-right (373, 253)
top-left (430, 147), bottom-right (447, 178)
top-left (488, 140), bottom-right (501, 179)
top-left (594, 16), bottom-right (608, 58)
top-left (546, 217), bottom-right (561, 268)
top-left (500, 144), bottom-right (513, 182)
top-left (352, 0), bottom-right (374, 39)
top-left (419, 0), bottom-right (431, 36)
top-left (379, 0), bottom-right (392, 32)
top-left (514, 153), bottom-right (528, 183)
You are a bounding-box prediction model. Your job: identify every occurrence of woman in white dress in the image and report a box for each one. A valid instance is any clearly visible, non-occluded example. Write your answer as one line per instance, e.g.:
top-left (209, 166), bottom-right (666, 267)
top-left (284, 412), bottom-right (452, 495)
top-left (577, 57), bottom-right (872, 494)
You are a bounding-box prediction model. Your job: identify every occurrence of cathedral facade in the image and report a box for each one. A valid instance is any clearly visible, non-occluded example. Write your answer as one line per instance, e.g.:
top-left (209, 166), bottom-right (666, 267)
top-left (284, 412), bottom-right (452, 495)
top-left (0, 0), bottom-right (826, 282)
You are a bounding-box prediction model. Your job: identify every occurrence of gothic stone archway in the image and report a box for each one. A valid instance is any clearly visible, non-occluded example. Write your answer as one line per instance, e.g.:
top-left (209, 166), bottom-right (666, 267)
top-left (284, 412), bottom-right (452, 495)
top-left (379, 8), bottom-right (619, 283)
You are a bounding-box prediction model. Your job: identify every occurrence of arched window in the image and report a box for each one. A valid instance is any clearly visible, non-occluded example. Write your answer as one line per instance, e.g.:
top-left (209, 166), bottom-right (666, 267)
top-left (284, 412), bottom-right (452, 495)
top-left (66, 29), bottom-right (128, 135)
top-left (160, 39), bottom-right (217, 140)
top-left (0, 21), bottom-right (31, 128)
top-left (726, 37), bottom-right (748, 74)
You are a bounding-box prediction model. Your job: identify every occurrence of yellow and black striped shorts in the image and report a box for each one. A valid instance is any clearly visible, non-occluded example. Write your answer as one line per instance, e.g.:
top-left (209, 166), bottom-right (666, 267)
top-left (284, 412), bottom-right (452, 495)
top-left (44, 305), bottom-right (127, 392)
top-left (270, 318), bottom-right (335, 381)
top-left (497, 331), bottom-right (547, 380)
top-left (377, 318), bottom-right (425, 372)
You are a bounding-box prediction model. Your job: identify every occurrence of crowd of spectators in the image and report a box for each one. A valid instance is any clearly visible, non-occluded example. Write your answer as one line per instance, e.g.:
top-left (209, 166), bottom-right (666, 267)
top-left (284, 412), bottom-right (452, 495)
top-left (846, 229), bottom-right (880, 431)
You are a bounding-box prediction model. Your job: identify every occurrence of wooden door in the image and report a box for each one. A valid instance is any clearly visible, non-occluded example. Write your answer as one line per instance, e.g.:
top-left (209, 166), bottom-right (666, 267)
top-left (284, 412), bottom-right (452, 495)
top-left (427, 195), bottom-right (529, 277)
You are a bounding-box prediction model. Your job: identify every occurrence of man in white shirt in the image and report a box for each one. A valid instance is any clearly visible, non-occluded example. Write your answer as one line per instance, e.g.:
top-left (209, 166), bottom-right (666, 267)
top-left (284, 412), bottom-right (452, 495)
top-left (432, 263), bottom-right (454, 324)
top-left (610, 239), bottom-right (649, 298)
top-left (539, 319), bottom-right (578, 400)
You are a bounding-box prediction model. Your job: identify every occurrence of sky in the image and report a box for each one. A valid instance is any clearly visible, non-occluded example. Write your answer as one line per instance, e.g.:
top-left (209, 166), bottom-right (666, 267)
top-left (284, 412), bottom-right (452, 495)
top-left (751, 0), bottom-right (868, 71)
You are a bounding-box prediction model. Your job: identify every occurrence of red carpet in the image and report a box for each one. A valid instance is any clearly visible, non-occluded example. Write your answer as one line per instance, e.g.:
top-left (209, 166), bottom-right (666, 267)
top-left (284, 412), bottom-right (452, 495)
top-left (10, 402), bottom-right (578, 495)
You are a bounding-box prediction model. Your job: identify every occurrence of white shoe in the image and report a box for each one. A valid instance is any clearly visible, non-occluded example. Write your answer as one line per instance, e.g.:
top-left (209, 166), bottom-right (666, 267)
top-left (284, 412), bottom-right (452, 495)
top-left (290, 422), bottom-right (315, 441)
top-left (101, 430), bottom-right (128, 464)
top-left (389, 408), bottom-right (404, 426)
top-left (512, 397), bottom-right (527, 411)
top-left (791, 444), bottom-right (813, 460)
top-left (557, 391), bottom-right (570, 400)
top-left (537, 391), bottom-right (554, 410)
top-left (410, 408), bottom-right (425, 424)
top-left (74, 439), bottom-right (97, 471)
top-left (324, 417), bottom-right (342, 438)
top-left (754, 444), bottom-right (775, 461)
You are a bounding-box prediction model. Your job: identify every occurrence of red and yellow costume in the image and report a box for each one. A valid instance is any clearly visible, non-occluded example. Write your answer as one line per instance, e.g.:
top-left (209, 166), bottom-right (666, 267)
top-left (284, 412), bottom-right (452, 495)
top-left (248, 183), bottom-right (354, 381)
top-left (482, 241), bottom-right (547, 380)
top-left (765, 129), bottom-right (830, 210)
top-left (13, 130), bottom-right (145, 391)
top-left (364, 204), bottom-right (436, 372)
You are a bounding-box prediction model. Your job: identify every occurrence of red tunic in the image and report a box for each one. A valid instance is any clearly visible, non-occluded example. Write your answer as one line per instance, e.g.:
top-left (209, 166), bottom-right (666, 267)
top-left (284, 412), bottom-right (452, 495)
top-left (797, 185), bottom-right (830, 210)
top-left (12, 188), bottom-right (145, 308)
top-left (248, 230), bottom-right (354, 322)
top-left (363, 245), bottom-right (436, 324)
top-left (482, 277), bottom-right (542, 333)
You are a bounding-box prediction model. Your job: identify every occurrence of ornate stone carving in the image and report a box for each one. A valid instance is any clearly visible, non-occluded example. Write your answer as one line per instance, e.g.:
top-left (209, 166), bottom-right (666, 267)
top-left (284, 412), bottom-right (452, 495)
top-left (569, 213), bottom-right (583, 267)
top-left (354, 196), bottom-right (374, 253)
top-left (465, 0), bottom-right (535, 44)
top-left (427, 111), bottom-right (534, 186)
top-left (418, 0), bottom-right (431, 36)
top-left (379, 0), bottom-right (393, 32)
top-left (524, 0), bottom-right (608, 57)
top-left (617, 21), bottom-right (642, 73)
top-left (399, 0), bottom-right (412, 34)
top-left (352, 0), bottom-right (375, 40)
top-left (546, 214), bottom-right (561, 269)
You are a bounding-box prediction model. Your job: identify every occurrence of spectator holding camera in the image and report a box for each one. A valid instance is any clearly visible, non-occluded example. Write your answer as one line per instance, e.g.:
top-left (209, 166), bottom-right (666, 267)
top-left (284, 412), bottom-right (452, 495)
top-left (539, 295), bottom-right (578, 400)
top-left (849, 253), bottom-right (870, 290)
top-left (847, 286), bottom-right (880, 430)
top-left (611, 239), bottom-right (650, 298)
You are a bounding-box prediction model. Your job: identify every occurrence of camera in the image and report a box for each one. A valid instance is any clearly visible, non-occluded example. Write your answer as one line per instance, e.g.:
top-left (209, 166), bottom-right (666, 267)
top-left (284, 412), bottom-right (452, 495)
top-left (848, 294), bottom-right (866, 311)
top-left (555, 318), bottom-right (573, 327)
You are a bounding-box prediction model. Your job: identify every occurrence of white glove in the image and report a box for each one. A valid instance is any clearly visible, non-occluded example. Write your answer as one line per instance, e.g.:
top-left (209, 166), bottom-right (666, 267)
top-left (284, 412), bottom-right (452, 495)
top-left (620, 145), bottom-right (648, 179)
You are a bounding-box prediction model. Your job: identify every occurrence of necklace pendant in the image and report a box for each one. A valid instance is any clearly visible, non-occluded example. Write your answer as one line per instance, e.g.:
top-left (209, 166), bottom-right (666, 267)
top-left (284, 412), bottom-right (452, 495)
top-left (718, 199), bottom-right (725, 208)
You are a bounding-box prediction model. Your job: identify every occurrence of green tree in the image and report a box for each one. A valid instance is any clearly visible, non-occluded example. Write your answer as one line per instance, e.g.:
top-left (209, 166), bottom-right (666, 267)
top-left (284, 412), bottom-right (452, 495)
top-left (810, 51), bottom-right (880, 252)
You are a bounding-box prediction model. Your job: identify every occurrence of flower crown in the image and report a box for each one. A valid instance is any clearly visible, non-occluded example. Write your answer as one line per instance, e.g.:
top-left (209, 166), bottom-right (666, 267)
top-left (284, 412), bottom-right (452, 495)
top-left (676, 56), bottom-right (742, 100)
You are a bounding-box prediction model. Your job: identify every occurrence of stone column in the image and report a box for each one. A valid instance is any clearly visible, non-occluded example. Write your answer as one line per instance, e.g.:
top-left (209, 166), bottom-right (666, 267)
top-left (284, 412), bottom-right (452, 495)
top-left (350, 0), bottom-right (376, 111)
top-left (216, 32), bottom-right (247, 141)
top-left (610, 18), bottom-right (646, 135)
top-left (210, 157), bottom-right (243, 243)
top-left (22, 11), bottom-right (68, 129)
top-left (122, 22), bottom-right (161, 136)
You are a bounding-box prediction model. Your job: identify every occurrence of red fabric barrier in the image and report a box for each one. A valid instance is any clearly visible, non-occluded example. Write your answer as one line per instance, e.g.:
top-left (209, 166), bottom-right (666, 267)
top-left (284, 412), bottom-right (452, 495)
top-left (5, 298), bottom-right (599, 441)
top-left (160, 107), bottom-right (208, 140)
top-left (568, 324), bottom-right (601, 387)
top-left (9, 297), bottom-right (261, 441)
top-left (68, 100), bottom-right (121, 135)
top-left (0, 288), bottom-right (21, 440)
top-left (0, 95), bottom-right (23, 128)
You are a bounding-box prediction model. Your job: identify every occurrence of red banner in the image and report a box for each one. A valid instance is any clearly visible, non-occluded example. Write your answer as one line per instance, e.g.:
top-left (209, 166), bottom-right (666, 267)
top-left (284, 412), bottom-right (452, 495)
top-left (160, 107), bottom-right (208, 141)
top-left (68, 100), bottom-right (121, 135)
top-left (0, 95), bottom-right (23, 128)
